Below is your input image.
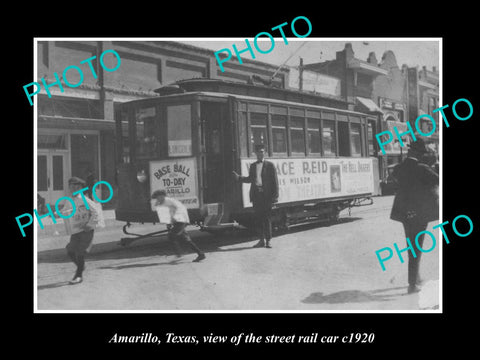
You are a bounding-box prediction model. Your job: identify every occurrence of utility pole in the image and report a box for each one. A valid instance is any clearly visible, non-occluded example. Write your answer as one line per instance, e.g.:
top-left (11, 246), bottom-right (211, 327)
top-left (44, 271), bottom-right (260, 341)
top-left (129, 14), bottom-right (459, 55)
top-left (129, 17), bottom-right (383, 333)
top-left (299, 57), bottom-right (304, 91)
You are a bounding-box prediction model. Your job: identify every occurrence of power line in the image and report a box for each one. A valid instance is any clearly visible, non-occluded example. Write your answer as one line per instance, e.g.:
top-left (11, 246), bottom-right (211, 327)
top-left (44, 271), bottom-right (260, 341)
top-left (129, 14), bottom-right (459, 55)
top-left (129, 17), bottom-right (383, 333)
top-left (270, 41), bottom-right (308, 81)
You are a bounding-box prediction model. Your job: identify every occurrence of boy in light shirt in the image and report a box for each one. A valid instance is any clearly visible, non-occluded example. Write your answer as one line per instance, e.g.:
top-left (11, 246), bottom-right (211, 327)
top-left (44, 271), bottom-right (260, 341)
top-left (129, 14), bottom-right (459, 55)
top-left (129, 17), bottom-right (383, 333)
top-left (151, 190), bottom-right (206, 262)
top-left (65, 177), bottom-right (99, 284)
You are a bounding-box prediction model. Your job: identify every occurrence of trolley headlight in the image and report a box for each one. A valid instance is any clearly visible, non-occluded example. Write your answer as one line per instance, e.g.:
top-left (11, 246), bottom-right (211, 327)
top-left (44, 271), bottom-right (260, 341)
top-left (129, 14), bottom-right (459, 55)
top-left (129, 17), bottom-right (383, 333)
top-left (136, 169), bottom-right (148, 183)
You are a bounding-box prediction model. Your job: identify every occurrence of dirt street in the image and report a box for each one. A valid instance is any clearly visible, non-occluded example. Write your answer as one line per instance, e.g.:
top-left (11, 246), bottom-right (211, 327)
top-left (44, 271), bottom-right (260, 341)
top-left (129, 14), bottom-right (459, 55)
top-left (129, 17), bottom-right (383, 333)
top-left (36, 196), bottom-right (440, 311)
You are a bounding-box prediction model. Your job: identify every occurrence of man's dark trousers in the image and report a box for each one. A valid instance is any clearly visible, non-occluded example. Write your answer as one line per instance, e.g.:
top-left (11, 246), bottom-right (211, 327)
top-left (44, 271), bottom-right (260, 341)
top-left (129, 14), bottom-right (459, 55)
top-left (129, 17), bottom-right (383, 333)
top-left (252, 187), bottom-right (272, 241)
top-left (402, 217), bottom-right (428, 286)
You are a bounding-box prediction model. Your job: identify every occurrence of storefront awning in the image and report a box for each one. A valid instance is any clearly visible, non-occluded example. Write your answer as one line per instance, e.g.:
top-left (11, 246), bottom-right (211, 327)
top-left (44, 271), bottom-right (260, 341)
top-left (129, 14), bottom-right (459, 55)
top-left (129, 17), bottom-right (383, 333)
top-left (38, 115), bottom-right (117, 131)
top-left (356, 97), bottom-right (384, 114)
top-left (418, 80), bottom-right (437, 90)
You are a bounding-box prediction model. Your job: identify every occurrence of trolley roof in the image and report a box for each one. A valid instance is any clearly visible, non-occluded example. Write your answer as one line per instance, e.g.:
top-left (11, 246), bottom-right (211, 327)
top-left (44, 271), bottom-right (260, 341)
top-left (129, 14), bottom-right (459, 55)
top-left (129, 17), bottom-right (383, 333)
top-left (121, 91), bottom-right (371, 118)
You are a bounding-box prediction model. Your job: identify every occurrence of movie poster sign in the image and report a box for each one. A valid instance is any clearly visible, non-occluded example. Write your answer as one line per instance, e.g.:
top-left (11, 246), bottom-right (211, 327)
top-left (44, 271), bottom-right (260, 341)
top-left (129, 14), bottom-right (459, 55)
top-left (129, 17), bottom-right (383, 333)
top-left (240, 157), bottom-right (374, 207)
top-left (149, 158), bottom-right (199, 209)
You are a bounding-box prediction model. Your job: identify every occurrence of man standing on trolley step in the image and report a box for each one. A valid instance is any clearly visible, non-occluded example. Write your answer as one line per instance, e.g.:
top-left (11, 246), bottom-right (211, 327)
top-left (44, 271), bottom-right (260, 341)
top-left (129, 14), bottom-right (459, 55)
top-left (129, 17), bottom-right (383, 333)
top-left (233, 144), bottom-right (279, 248)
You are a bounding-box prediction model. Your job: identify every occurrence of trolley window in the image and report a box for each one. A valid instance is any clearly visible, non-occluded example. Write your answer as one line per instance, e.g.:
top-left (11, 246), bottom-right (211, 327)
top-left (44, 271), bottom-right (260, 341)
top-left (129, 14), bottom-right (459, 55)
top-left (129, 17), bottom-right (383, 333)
top-left (116, 109), bottom-right (130, 163)
top-left (238, 111), bottom-right (248, 157)
top-left (338, 122), bottom-right (350, 156)
top-left (307, 119), bottom-right (320, 155)
top-left (367, 120), bottom-right (376, 156)
top-left (271, 114), bottom-right (287, 155)
top-left (290, 116), bottom-right (306, 155)
top-left (167, 104), bottom-right (192, 157)
top-left (135, 106), bottom-right (158, 159)
top-left (350, 123), bottom-right (363, 157)
top-left (322, 120), bottom-right (336, 156)
top-left (322, 111), bottom-right (335, 120)
top-left (250, 112), bottom-right (268, 154)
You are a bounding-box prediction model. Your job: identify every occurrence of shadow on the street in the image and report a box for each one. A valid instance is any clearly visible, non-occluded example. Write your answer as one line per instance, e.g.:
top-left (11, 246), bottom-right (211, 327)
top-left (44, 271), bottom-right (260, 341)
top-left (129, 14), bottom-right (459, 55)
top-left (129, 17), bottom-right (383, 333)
top-left (301, 286), bottom-right (408, 304)
top-left (38, 229), bottom-right (256, 264)
top-left (276, 216), bottom-right (363, 236)
top-left (38, 281), bottom-right (72, 291)
top-left (98, 258), bottom-right (185, 270)
top-left (38, 216), bottom-right (363, 265)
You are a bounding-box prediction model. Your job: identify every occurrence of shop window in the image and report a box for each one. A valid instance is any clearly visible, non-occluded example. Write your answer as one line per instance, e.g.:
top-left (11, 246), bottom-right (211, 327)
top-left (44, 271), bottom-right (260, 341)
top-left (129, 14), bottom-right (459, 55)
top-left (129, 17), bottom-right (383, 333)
top-left (39, 41), bottom-right (49, 67)
top-left (70, 134), bottom-right (99, 184)
top-left (271, 114), bottom-right (287, 154)
top-left (38, 134), bottom-right (67, 149)
top-left (52, 155), bottom-right (64, 191)
top-left (37, 155), bottom-right (48, 192)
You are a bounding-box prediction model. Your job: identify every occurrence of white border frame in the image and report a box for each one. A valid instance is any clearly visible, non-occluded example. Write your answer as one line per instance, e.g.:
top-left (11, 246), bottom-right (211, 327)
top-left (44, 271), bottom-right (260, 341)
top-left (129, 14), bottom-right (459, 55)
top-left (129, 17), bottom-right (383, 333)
top-left (33, 37), bottom-right (442, 314)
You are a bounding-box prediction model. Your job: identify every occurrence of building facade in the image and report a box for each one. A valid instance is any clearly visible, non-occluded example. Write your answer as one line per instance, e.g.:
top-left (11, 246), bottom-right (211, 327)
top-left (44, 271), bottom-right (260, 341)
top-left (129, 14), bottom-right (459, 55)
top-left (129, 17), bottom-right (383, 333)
top-left (36, 41), bottom-right (290, 208)
top-left (298, 43), bottom-right (439, 193)
top-left (36, 41), bottom-right (439, 206)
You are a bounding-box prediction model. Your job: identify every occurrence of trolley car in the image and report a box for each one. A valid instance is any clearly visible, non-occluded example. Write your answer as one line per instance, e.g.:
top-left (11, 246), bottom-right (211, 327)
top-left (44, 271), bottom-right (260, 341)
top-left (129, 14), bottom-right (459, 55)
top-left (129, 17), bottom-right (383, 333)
top-left (114, 78), bottom-right (375, 239)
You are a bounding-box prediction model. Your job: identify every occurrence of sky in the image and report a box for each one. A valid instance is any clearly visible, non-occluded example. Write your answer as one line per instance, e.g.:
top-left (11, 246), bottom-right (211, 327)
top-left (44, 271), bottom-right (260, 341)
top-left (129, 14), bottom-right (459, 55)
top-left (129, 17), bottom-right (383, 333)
top-left (181, 39), bottom-right (440, 72)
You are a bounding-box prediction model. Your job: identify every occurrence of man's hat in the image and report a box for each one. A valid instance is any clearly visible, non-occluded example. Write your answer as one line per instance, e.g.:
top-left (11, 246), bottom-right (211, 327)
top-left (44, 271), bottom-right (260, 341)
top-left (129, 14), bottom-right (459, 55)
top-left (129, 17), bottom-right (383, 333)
top-left (68, 176), bottom-right (86, 186)
top-left (408, 138), bottom-right (428, 154)
top-left (254, 143), bottom-right (266, 151)
top-left (151, 189), bottom-right (167, 199)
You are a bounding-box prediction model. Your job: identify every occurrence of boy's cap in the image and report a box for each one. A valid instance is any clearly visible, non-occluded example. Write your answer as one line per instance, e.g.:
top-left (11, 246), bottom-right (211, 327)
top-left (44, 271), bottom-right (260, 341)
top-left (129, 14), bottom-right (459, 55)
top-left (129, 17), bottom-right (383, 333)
top-left (151, 189), bottom-right (167, 199)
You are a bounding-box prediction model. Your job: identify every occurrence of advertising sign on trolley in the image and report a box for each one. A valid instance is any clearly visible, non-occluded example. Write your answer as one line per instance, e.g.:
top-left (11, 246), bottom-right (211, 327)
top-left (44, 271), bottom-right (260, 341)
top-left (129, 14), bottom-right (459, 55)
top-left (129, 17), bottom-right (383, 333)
top-left (149, 157), bottom-right (199, 209)
top-left (240, 157), bottom-right (374, 207)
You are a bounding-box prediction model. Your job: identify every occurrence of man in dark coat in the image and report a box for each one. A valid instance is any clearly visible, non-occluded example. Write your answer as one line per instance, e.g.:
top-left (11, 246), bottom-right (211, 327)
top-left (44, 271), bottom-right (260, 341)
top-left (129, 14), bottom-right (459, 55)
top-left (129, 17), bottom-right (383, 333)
top-left (390, 138), bottom-right (439, 294)
top-left (233, 144), bottom-right (279, 248)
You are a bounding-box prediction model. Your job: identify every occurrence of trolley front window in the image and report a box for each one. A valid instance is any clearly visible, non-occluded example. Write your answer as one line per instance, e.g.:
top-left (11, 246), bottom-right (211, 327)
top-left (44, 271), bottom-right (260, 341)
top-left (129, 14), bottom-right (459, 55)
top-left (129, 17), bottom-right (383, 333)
top-left (135, 106), bottom-right (158, 159)
top-left (167, 104), bottom-right (192, 157)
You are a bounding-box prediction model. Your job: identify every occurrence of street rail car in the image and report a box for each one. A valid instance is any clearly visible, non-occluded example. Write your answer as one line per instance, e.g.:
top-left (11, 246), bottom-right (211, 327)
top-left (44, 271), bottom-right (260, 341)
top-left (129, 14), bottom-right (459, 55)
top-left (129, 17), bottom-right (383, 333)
top-left (114, 78), bottom-right (374, 238)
